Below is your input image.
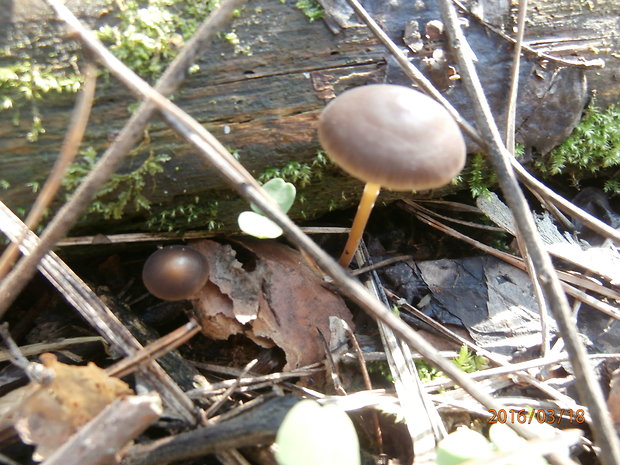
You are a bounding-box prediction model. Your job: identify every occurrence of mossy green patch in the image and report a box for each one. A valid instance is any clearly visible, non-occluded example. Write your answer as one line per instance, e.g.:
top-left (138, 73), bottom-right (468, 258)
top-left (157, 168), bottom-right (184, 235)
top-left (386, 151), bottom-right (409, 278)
top-left (294, 0), bottom-right (324, 22)
top-left (257, 151), bottom-right (331, 188)
top-left (97, 0), bottom-right (221, 81)
top-left (147, 197), bottom-right (222, 232)
top-left (535, 102), bottom-right (620, 195)
top-left (0, 59), bottom-right (82, 141)
top-left (63, 146), bottom-right (171, 220)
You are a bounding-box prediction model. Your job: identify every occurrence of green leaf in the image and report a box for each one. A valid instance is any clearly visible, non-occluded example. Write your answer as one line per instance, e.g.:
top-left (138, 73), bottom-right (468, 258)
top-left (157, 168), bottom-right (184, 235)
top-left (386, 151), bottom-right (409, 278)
top-left (252, 178), bottom-right (296, 214)
top-left (238, 211), bottom-right (283, 239)
top-left (436, 427), bottom-right (494, 465)
top-left (275, 400), bottom-right (360, 465)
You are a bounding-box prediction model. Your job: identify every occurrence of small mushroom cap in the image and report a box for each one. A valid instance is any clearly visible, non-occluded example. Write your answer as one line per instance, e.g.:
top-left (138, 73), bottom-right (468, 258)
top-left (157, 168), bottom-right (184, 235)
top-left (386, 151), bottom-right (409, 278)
top-left (142, 245), bottom-right (209, 301)
top-left (318, 84), bottom-right (466, 191)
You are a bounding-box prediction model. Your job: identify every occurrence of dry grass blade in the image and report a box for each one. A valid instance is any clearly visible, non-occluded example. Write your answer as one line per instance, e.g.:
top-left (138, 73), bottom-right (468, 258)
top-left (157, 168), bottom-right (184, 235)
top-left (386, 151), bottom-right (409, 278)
top-left (106, 321), bottom-right (201, 379)
top-left (0, 201), bottom-right (197, 423)
top-left (356, 245), bottom-right (445, 463)
top-left (450, 0), bottom-right (604, 69)
top-left (0, 336), bottom-right (105, 363)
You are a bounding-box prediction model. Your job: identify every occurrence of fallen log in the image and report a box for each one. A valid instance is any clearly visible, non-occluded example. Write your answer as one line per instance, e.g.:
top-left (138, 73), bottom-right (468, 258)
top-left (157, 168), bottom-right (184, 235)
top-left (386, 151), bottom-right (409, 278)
top-left (0, 0), bottom-right (616, 235)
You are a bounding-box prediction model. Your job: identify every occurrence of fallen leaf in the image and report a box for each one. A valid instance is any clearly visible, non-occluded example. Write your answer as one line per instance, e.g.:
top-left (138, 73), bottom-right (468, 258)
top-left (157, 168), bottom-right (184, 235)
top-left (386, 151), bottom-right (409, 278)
top-left (191, 239), bottom-right (354, 369)
top-left (5, 353), bottom-right (132, 461)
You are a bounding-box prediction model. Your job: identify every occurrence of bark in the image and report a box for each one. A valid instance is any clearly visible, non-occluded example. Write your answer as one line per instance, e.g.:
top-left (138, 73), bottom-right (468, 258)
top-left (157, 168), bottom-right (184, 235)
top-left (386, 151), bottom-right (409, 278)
top-left (0, 0), bottom-right (617, 234)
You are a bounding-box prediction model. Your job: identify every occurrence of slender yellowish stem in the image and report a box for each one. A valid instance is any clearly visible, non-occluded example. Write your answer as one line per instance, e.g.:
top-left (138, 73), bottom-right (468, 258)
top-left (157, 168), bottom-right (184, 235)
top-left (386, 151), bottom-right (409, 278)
top-left (339, 182), bottom-right (381, 267)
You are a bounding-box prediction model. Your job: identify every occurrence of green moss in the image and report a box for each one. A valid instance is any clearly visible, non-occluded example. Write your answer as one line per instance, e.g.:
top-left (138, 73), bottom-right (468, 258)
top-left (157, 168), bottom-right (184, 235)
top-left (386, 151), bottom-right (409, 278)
top-left (97, 0), bottom-right (221, 81)
top-left (0, 59), bottom-right (82, 141)
top-left (146, 197), bottom-right (222, 232)
top-left (257, 151), bottom-right (331, 188)
top-left (63, 146), bottom-right (171, 220)
top-left (464, 153), bottom-right (497, 198)
top-left (535, 102), bottom-right (620, 194)
top-left (294, 0), bottom-right (324, 22)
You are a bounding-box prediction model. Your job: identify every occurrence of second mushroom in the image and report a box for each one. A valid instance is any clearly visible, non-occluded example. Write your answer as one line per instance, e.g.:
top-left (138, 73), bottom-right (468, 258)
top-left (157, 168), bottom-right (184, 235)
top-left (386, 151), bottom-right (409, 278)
top-left (318, 84), bottom-right (466, 267)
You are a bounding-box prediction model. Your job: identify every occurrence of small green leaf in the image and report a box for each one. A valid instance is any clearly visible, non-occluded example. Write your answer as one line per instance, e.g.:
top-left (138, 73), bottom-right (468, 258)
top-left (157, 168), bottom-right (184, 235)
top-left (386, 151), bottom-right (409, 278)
top-left (238, 211), bottom-right (283, 239)
top-left (252, 178), bottom-right (296, 215)
top-left (275, 400), bottom-right (360, 465)
top-left (436, 427), bottom-right (494, 465)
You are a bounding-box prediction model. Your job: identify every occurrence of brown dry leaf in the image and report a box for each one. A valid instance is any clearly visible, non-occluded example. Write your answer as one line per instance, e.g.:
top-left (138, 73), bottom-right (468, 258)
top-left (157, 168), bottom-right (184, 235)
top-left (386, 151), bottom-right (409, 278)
top-left (192, 240), bottom-right (265, 325)
top-left (192, 239), bottom-right (354, 369)
top-left (8, 353), bottom-right (133, 461)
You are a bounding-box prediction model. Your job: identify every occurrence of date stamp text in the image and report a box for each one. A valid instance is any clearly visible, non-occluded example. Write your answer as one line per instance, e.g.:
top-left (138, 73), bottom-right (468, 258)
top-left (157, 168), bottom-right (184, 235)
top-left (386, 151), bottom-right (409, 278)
top-left (488, 409), bottom-right (586, 424)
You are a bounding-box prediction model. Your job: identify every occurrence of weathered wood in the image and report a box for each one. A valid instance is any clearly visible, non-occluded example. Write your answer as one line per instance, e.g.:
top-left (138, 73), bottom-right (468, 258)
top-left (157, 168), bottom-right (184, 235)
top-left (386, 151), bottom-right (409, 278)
top-left (0, 0), bottom-right (617, 235)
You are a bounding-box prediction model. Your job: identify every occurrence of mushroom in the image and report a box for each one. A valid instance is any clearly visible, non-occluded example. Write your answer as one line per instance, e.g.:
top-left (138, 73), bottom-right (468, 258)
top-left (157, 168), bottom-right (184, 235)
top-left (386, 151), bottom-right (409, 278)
top-left (142, 245), bottom-right (209, 301)
top-left (318, 84), bottom-right (466, 267)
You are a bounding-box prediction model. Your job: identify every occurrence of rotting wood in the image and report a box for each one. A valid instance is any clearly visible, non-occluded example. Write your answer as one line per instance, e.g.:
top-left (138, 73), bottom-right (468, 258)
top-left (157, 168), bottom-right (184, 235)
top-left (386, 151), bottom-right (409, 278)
top-left (0, 0), bottom-right (617, 234)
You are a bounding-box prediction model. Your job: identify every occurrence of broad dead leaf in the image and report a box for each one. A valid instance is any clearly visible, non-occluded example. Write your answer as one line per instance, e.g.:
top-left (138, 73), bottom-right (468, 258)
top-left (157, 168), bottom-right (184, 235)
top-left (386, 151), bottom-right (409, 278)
top-left (192, 239), bottom-right (354, 369)
top-left (4, 353), bottom-right (132, 461)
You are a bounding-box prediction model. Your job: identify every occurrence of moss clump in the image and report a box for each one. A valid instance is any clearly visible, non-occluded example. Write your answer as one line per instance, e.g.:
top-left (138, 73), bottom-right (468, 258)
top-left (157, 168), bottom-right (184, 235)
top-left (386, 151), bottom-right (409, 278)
top-left (535, 102), bottom-right (620, 194)
top-left (146, 197), bottom-right (222, 232)
top-left (294, 0), bottom-right (324, 22)
top-left (0, 59), bottom-right (82, 141)
top-left (98, 0), bottom-right (221, 81)
top-left (463, 153), bottom-right (497, 198)
top-left (63, 146), bottom-right (171, 220)
top-left (257, 151), bottom-right (331, 188)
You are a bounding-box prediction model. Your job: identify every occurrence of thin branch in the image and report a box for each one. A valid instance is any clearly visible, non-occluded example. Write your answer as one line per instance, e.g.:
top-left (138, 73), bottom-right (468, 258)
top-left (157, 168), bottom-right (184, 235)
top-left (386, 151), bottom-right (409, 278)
top-left (436, 2), bottom-right (620, 463)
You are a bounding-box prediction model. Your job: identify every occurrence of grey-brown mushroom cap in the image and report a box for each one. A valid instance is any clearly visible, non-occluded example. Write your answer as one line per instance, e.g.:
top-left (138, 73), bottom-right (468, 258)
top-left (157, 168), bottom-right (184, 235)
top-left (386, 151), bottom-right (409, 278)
top-left (142, 245), bottom-right (209, 301)
top-left (318, 84), bottom-right (466, 191)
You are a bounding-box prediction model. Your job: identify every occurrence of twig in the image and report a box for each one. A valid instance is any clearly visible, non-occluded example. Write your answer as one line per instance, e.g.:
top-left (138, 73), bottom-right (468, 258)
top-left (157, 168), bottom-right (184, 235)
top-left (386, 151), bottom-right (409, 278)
top-left (106, 321), bottom-right (201, 378)
top-left (0, 63), bottom-right (97, 280)
top-left (42, 1), bottom-right (584, 457)
top-left (120, 396), bottom-right (300, 465)
top-left (204, 359), bottom-right (258, 419)
top-left (42, 394), bottom-right (162, 465)
top-left (437, 1), bottom-right (620, 462)
top-left (0, 336), bottom-right (105, 363)
top-left (0, 0), bottom-right (246, 319)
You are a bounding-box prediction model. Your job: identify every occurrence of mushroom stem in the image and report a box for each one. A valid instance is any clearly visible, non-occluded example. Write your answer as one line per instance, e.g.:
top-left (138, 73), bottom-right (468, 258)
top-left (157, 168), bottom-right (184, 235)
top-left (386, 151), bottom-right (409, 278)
top-left (339, 182), bottom-right (381, 267)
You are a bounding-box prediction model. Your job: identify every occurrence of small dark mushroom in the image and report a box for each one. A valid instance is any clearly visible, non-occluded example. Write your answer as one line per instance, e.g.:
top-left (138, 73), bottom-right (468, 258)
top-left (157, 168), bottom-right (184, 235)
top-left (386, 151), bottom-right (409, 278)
top-left (318, 84), bottom-right (466, 267)
top-left (142, 245), bottom-right (209, 301)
